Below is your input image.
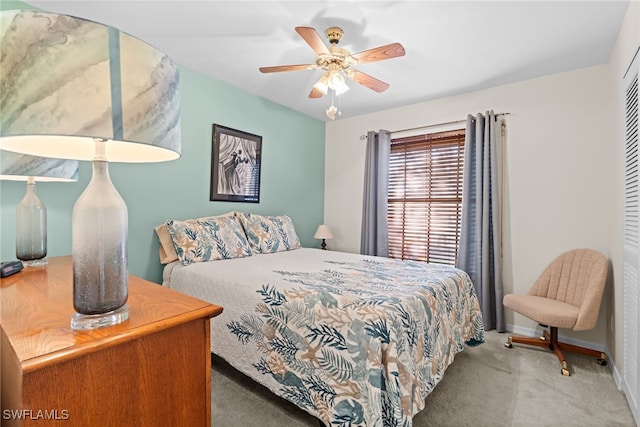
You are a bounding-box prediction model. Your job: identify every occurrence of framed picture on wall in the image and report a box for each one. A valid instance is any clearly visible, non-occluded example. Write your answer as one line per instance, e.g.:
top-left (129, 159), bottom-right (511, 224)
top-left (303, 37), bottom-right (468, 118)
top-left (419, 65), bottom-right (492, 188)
top-left (210, 124), bottom-right (262, 203)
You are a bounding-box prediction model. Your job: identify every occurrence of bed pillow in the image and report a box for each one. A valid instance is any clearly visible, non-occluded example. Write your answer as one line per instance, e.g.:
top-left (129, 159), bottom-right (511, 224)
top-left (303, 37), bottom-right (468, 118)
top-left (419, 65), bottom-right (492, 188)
top-left (166, 215), bottom-right (253, 265)
top-left (155, 211), bottom-right (237, 264)
top-left (237, 212), bottom-right (301, 254)
top-left (155, 223), bottom-right (179, 264)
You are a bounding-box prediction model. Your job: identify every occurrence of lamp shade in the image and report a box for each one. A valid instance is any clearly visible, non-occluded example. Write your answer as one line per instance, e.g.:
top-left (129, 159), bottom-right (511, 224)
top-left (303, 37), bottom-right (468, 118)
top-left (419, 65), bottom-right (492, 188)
top-left (0, 10), bottom-right (181, 162)
top-left (0, 10), bottom-right (182, 329)
top-left (314, 224), bottom-right (334, 240)
top-left (313, 74), bottom-right (330, 95)
top-left (0, 150), bottom-right (79, 182)
top-left (329, 71), bottom-right (350, 96)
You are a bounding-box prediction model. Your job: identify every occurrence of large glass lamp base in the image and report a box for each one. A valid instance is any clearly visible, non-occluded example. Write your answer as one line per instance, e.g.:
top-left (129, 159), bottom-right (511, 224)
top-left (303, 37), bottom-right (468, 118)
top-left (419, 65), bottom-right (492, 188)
top-left (21, 258), bottom-right (47, 267)
top-left (71, 304), bottom-right (129, 330)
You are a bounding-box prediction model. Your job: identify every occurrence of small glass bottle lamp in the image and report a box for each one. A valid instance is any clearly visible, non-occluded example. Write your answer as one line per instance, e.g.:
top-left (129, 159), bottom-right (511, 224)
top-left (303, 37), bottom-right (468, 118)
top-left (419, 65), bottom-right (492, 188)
top-left (16, 177), bottom-right (46, 265)
top-left (314, 224), bottom-right (334, 250)
top-left (0, 11), bottom-right (182, 330)
top-left (1, 150), bottom-right (79, 267)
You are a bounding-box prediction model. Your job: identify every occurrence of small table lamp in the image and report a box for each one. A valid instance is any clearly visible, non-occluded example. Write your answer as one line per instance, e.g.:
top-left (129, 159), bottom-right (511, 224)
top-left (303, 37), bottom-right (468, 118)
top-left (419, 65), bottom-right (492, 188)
top-left (314, 224), bottom-right (334, 250)
top-left (1, 151), bottom-right (79, 266)
top-left (0, 11), bottom-right (181, 330)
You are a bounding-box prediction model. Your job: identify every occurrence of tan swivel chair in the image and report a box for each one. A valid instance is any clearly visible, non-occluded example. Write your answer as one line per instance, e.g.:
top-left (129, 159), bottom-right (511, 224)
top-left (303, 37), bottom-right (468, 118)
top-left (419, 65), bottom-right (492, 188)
top-left (503, 248), bottom-right (608, 376)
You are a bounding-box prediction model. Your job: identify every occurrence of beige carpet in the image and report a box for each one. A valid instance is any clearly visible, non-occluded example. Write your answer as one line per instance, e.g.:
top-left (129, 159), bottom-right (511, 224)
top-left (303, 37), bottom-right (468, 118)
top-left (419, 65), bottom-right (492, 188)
top-left (211, 330), bottom-right (636, 426)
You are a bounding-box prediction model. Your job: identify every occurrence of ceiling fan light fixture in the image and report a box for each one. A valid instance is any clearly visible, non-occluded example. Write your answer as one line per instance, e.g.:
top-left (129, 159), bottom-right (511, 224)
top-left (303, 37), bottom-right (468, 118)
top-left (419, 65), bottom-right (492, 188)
top-left (332, 80), bottom-right (350, 96)
top-left (328, 71), bottom-right (350, 96)
top-left (313, 74), bottom-right (330, 95)
top-left (328, 71), bottom-right (344, 86)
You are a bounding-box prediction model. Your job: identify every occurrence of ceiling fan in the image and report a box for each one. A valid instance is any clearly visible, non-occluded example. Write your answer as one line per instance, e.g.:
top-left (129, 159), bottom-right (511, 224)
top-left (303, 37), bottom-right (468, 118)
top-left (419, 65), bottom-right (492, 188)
top-left (259, 26), bottom-right (405, 99)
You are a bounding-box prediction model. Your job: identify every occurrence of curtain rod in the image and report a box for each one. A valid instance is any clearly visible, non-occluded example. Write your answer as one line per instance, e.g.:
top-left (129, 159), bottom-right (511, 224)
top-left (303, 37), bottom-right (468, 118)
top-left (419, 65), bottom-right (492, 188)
top-left (358, 112), bottom-right (510, 140)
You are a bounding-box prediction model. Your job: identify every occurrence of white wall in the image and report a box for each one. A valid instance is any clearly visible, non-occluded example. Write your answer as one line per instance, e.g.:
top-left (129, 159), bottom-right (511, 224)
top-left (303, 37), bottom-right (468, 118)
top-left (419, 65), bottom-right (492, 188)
top-left (324, 64), bottom-right (617, 349)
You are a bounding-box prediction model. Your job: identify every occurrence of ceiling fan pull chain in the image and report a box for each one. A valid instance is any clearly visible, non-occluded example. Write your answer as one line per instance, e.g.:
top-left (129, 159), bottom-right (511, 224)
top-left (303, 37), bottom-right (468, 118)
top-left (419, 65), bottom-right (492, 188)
top-left (326, 90), bottom-right (338, 120)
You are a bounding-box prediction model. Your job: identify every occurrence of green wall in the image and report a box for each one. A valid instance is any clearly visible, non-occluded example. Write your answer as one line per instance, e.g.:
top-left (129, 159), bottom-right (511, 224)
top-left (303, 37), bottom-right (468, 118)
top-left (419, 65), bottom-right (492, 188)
top-left (0, 3), bottom-right (326, 283)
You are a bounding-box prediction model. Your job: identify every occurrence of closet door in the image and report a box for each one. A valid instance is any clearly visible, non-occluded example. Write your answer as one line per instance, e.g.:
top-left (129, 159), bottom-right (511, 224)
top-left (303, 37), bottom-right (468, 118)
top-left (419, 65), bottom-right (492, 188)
top-left (622, 47), bottom-right (639, 425)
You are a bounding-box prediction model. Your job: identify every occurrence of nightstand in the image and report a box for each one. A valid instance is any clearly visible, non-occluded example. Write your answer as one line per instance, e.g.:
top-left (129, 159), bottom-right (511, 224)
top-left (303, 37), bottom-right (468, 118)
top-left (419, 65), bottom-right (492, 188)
top-left (0, 256), bottom-right (223, 427)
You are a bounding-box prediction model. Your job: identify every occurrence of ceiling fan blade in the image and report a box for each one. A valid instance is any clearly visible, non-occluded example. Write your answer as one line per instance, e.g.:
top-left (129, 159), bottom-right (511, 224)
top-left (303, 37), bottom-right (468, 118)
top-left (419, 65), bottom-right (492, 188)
top-left (352, 42), bottom-right (405, 65)
top-left (308, 87), bottom-right (325, 98)
top-left (348, 70), bottom-right (390, 93)
top-left (295, 27), bottom-right (330, 55)
top-left (259, 64), bottom-right (316, 73)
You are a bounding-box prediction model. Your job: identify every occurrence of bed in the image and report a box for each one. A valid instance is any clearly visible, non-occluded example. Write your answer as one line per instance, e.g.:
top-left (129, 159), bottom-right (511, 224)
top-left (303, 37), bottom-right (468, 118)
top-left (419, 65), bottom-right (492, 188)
top-left (158, 213), bottom-right (484, 426)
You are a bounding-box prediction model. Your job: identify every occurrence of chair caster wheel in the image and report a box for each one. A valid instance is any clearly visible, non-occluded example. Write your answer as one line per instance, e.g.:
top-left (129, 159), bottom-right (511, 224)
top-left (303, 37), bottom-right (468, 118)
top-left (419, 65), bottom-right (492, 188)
top-left (596, 358), bottom-right (607, 366)
top-left (504, 342), bottom-right (512, 349)
top-left (561, 368), bottom-right (570, 376)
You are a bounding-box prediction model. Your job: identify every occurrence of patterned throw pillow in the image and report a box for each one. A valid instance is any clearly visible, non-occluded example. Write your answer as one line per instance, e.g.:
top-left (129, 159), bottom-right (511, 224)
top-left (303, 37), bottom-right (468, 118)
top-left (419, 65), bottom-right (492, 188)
top-left (166, 215), bottom-right (253, 265)
top-left (236, 213), bottom-right (301, 254)
top-left (156, 211), bottom-right (237, 264)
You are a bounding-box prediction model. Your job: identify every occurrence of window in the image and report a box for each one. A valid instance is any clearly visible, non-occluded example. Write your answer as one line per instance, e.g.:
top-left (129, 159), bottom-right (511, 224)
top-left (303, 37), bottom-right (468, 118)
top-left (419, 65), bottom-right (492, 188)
top-left (387, 129), bottom-right (465, 265)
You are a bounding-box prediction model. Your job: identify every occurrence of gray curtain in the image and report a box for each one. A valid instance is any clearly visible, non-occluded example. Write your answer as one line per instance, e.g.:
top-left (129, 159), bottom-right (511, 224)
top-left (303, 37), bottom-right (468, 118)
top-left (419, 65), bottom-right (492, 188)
top-left (360, 130), bottom-right (390, 256)
top-left (457, 111), bottom-right (504, 332)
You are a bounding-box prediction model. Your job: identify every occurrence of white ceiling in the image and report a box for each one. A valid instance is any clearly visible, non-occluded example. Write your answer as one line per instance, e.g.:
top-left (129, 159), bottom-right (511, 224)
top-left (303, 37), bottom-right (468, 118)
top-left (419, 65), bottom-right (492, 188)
top-left (24, 1), bottom-right (630, 122)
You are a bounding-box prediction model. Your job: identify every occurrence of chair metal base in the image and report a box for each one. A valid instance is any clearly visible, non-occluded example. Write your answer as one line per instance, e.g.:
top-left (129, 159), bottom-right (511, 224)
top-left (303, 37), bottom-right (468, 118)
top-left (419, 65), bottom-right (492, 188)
top-left (504, 326), bottom-right (607, 376)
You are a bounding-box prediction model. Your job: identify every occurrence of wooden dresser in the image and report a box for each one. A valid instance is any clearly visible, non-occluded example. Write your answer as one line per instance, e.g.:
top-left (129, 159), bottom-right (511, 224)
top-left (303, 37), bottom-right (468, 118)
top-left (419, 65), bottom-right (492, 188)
top-left (0, 256), bottom-right (223, 427)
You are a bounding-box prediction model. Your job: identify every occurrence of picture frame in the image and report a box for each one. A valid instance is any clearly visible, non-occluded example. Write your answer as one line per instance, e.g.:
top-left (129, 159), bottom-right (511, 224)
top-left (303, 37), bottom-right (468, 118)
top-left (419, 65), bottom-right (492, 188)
top-left (210, 124), bottom-right (262, 203)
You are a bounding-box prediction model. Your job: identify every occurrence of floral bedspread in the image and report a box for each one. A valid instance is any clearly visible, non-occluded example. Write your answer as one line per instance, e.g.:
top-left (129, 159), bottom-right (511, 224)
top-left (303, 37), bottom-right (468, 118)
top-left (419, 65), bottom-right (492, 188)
top-left (164, 248), bottom-right (484, 426)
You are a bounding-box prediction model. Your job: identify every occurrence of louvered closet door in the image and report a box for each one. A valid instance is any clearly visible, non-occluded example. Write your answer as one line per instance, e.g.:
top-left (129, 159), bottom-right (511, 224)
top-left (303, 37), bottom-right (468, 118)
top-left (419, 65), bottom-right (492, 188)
top-left (622, 47), bottom-right (639, 426)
